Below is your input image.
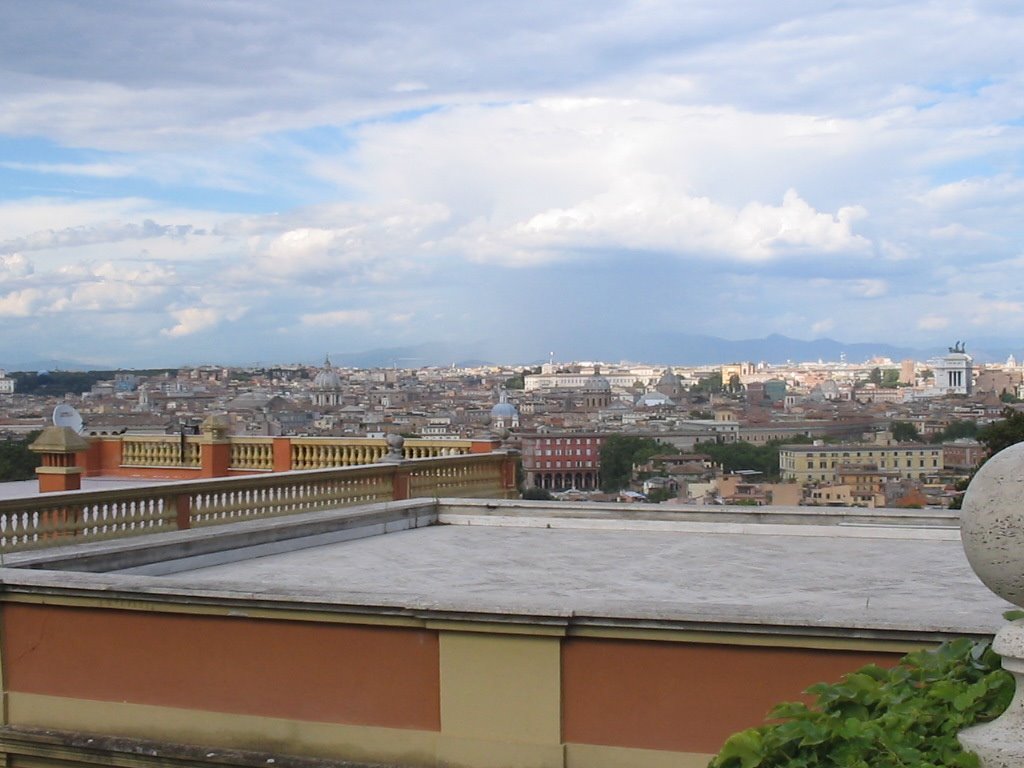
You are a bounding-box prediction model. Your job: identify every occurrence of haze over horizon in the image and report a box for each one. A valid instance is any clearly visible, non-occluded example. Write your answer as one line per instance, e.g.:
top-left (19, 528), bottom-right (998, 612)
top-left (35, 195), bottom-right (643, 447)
top-left (1, 1), bottom-right (1022, 367)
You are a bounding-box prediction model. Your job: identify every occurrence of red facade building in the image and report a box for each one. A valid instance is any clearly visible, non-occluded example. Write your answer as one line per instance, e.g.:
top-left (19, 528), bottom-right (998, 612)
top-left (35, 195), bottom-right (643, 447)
top-left (521, 432), bottom-right (605, 491)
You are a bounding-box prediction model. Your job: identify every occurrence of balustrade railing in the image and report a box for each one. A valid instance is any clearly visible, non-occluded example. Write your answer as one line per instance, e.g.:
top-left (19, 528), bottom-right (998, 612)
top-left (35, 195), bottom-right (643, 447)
top-left (229, 438), bottom-right (274, 471)
top-left (290, 439), bottom-right (387, 469)
top-left (0, 453), bottom-right (514, 553)
top-left (112, 435), bottom-right (478, 472)
top-left (409, 458), bottom-right (506, 499)
top-left (121, 436), bottom-right (201, 468)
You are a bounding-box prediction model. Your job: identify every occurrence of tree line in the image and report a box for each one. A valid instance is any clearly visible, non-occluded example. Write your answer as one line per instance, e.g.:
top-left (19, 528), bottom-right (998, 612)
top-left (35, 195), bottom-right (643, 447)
top-left (0, 432), bottom-right (41, 482)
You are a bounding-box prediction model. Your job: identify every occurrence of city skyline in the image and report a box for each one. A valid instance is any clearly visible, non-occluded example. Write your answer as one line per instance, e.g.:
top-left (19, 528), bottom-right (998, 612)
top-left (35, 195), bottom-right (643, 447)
top-left (1, 2), bottom-right (1023, 366)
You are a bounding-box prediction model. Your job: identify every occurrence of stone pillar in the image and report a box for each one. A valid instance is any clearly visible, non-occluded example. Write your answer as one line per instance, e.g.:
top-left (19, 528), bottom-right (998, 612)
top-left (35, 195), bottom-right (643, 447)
top-left (959, 441), bottom-right (1024, 766)
top-left (199, 414), bottom-right (231, 478)
top-left (501, 449), bottom-right (520, 497)
top-left (272, 437), bottom-right (293, 472)
top-left (381, 434), bottom-right (410, 501)
top-left (29, 427), bottom-right (90, 493)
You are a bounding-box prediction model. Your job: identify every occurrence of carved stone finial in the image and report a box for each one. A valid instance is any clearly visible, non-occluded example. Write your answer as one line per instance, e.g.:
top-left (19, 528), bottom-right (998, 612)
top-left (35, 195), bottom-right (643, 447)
top-left (959, 441), bottom-right (1024, 765)
top-left (382, 432), bottom-right (405, 463)
top-left (201, 414), bottom-right (231, 440)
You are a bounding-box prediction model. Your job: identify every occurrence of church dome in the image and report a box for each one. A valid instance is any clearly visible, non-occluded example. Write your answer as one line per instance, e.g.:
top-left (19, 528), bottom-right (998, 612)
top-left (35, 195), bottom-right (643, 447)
top-left (657, 369), bottom-right (680, 387)
top-left (490, 390), bottom-right (518, 420)
top-left (313, 356), bottom-right (342, 390)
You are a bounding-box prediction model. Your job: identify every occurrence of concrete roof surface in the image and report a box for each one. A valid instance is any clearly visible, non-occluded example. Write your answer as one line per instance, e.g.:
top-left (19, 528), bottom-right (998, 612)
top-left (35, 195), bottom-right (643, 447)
top-left (157, 521), bottom-right (1009, 636)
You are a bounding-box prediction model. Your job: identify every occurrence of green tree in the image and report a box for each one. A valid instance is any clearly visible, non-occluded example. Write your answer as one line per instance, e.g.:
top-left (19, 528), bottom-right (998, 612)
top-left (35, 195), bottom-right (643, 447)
top-left (696, 439), bottom-right (799, 479)
top-left (949, 411), bottom-right (1024, 509)
top-left (931, 420), bottom-right (979, 443)
top-left (504, 373), bottom-right (525, 390)
top-left (978, 408), bottom-right (1024, 456)
top-left (521, 487), bottom-right (554, 501)
top-left (691, 371), bottom-right (723, 395)
top-left (882, 369), bottom-right (900, 388)
top-left (599, 435), bottom-right (674, 492)
top-left (645, 487), bottom-right (674, 503)
top-left (0, 432), bottom-right (41, 481)
top-left (868, 367), bottom-right (882, 386)
top-left (891, 421), bottom-right (921, 443)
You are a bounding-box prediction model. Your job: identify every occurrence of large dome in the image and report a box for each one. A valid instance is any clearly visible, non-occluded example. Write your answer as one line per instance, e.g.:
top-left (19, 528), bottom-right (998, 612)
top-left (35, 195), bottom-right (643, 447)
top-left (313, 357), bottom-right (342, 390)
top-left (490, 390), bottom-right (518, 420)
top-left (491, 401), bottom-right (518, 419)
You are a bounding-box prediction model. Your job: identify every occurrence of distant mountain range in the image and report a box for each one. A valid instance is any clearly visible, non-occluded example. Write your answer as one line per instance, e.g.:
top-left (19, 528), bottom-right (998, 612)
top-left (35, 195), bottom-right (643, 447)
top-left (325, 334), bottom-right (1019, 368)
top-left (3, 334), bottom-right (1018, 371)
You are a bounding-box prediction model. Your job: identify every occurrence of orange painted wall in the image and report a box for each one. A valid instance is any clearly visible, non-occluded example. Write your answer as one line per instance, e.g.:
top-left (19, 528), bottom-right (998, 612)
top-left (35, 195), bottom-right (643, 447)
top-left (2, 604), bottom-right (440, 731)
top-left (562, 637), bottom-right (904, 754)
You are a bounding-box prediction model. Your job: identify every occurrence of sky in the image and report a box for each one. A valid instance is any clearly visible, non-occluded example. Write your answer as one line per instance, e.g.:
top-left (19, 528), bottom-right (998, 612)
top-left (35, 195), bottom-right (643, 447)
top-left (1, 0), bottom-right (1023, 367)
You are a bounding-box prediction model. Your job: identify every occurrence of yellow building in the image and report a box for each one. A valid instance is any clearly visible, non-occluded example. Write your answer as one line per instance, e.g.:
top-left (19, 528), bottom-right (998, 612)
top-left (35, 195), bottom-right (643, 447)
top-left (779, 441), bottom-right (943, 484)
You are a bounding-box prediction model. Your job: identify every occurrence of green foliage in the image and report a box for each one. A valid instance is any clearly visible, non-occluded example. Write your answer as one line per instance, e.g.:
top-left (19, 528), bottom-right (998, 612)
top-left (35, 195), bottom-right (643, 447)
top-left (868, 367), bottom-right (883, 386)
top-left (10, 369), bottom-right (176, 396)
top-left (1000, 390), bottom-right (1021, 404)
top-left (891, 421), bottom-right (921, 443)
top-left (521, 486), bottom-right (554, 501)
top-left (697, 439), bottom-right (793, 479)
top-left (947, 475), bottom-right (971, 510)
top-left (978, 408), bottom-right (1024, 455)
top-left (599, 434), bottom-right (674, 492)
top-left (709, 637), bottom-right (1012, 768)
top-left (930, 420), bottom-right (979, 444)
top-left (504, 373), bottom-right (525, 390)
top-left (882, 369), bottom-right (901, 388)
top-left (645, 487), bottom-right (675, 503)
top-left (692, 372), bottom-right (724, 395)
top-left (0, 432), bottom-right (41, 481)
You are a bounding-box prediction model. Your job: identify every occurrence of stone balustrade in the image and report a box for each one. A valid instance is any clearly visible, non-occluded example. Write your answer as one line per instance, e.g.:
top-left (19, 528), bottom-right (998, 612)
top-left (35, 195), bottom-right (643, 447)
top-left (94, 434), bottom-right (487, 477)
top-left (0, 452), bottom-right (517, 553)
top-left (121, 435), bottom-right (202, 468)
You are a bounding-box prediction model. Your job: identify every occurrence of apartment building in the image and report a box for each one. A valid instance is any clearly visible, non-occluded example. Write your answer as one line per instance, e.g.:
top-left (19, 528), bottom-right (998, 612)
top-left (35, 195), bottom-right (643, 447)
top-left (779, 440), bottom-right (943, 484)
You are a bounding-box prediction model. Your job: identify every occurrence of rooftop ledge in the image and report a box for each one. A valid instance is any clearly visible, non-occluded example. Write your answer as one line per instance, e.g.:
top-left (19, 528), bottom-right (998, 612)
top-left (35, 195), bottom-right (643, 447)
top-left (0, 499), bottom-right (1005, 645)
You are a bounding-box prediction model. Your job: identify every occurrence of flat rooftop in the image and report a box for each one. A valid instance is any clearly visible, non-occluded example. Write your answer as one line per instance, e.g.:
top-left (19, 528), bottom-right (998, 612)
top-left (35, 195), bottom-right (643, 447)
top-left (1, 500), bottom-right (1008, 641)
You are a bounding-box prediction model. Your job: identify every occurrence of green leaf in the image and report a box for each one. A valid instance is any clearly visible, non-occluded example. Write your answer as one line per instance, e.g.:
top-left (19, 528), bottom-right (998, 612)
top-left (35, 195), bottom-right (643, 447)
top-left (716, 730), bottom-right (765, 768)
top-left (708, 637), bottom-right (1012, 768)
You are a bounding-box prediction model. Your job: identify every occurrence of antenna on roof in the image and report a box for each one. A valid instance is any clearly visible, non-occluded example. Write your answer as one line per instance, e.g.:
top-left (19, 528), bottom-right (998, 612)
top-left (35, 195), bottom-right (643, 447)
top-left (52, 403), bottom-right (84, 434)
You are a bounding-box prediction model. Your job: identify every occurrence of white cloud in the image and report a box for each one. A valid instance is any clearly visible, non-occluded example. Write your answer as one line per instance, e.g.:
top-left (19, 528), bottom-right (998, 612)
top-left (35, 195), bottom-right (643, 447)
top-left (810, 318), bottom-right (834, 335)
top-left (928, 223), bottom-right (996, 241)
top-left (244, 202), bottom-right (449, 284)
top-left (160, 307), bottom-right (222, 338)
top-left (1, 3), bottom-right (1023, 361)
top-left (917, 315), bottom-right (950, 331)
top-left (0, 161), bottom-right (136, 178)
top-left (850, 279), bottom-right (888, 298)
top-left (455, 182), bottom-right (869, 265)
top-left (300, 310), bottom-right (372, 327)
top-left (0, 288), bottom-right (47, 317)
top-left (0, 253), bottom-right (33, 282)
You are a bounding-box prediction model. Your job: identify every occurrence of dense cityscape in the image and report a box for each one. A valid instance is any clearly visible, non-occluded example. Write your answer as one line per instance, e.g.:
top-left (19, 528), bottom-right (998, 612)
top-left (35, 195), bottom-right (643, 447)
top-left (1, 341), bottom-right (1019, 509)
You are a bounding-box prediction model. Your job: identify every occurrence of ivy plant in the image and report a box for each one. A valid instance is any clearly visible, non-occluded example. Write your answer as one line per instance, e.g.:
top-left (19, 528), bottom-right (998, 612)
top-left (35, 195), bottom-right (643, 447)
top-left (709, 637), bottom-right (1013, 768)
